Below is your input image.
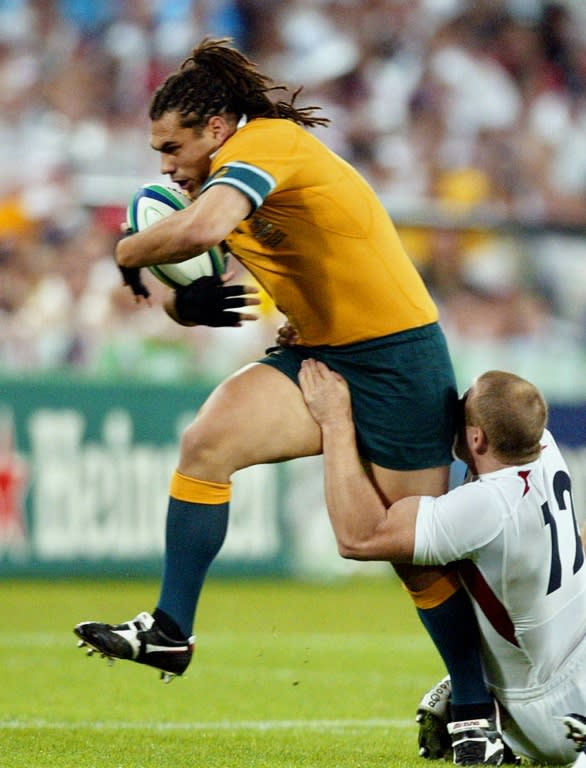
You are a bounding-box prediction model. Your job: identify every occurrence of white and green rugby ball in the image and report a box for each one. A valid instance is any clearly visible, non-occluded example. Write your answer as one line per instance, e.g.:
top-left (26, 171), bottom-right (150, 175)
top-left (126, 183), bottom-right (227, 288)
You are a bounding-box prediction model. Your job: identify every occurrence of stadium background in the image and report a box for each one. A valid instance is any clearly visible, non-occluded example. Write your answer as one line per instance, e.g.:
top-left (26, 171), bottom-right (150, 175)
top-left (1, 0), bottom-right (585, 578)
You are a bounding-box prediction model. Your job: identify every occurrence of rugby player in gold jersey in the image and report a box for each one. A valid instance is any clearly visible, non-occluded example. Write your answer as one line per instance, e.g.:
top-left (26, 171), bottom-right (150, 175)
top-left (75, 38), bottom-right (498, 764)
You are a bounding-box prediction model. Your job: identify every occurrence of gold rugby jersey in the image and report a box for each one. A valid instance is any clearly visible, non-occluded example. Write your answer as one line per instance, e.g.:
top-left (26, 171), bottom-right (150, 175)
top-left (201, 118), bottom-right (438, 346)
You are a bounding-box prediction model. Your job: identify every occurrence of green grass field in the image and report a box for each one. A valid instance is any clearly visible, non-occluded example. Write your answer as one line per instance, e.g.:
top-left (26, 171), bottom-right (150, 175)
top-left (0, 576), bottom-right (557, 767)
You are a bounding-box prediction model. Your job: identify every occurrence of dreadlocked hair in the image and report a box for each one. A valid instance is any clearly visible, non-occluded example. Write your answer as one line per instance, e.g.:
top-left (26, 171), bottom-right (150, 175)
top-left (149, 37), bottom-right (329, 130)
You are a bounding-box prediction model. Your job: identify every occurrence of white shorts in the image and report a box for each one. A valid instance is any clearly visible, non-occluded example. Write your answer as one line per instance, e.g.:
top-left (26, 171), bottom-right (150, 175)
top-left (496, 635), bottom-right (586, 763)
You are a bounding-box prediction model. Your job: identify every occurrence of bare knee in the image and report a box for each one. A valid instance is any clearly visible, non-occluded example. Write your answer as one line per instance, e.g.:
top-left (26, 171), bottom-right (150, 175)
top-left (177, 419), bottom-right (235, 482)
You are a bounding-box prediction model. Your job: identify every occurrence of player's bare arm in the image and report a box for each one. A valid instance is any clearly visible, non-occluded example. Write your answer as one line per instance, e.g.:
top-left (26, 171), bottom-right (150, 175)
top-left (116, 185), bottom-right (251, 269)
top-left (299, 359), bottom-right (418, 562)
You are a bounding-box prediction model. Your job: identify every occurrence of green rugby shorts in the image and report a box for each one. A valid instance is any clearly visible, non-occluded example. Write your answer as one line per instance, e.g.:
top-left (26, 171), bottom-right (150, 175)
top-left (259, 322), bottom-right (457, 471)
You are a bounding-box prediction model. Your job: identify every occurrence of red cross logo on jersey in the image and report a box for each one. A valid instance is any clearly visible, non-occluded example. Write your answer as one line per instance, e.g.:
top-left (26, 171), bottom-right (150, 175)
top-left (518, 469), bottom-right (531, 497)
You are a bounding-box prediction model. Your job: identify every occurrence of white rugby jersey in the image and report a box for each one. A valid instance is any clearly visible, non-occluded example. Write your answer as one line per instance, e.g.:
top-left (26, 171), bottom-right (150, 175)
top-left (414, 429), bottom-right (586, 693)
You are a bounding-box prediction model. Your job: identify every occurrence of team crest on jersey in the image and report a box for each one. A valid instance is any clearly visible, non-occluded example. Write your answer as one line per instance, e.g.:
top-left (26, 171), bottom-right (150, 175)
top-left (250, 214), bottom-right (286, 248)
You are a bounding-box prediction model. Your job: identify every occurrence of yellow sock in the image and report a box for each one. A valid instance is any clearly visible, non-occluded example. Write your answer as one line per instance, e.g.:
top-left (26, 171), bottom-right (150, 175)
top-left (169, 471), bottom-right (231, 504)
top-left (404, 571), bottom-right (461, 609)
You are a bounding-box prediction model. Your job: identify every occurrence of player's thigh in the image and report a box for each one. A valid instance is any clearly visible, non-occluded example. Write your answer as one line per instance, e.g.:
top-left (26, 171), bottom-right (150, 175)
top-left (369, 462), bottom-right (452, 590)
top-left (368, 463), bottom-right (450, 506)
top-left (178, 362), bottom-right (322, 479)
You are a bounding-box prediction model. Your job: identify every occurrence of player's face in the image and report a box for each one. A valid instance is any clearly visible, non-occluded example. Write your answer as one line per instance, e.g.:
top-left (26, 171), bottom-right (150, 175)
top-left (150, 111), bottom-right (218, 196)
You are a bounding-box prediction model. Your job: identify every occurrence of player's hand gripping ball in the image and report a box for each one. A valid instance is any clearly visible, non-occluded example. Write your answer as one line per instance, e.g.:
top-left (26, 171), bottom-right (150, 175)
top-left (124, 183), bottom-right (258, 327)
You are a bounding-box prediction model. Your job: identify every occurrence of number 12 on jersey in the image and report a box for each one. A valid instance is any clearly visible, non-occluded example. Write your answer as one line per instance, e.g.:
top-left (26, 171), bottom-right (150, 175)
top-left (541, 470), bottom-right (585, 594)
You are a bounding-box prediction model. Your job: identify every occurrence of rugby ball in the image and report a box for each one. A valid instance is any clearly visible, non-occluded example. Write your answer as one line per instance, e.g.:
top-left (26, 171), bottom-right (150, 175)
top-left (126, 183), bottom-right (228, 288)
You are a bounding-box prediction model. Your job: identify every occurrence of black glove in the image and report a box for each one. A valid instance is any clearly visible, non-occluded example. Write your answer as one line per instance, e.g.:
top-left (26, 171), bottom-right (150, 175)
top-left (116, 227), bottom-right (150, 299)
top-left (118, 264), bottom-right (150, 300)
top-left (174, 275), bottom-right (251, 327)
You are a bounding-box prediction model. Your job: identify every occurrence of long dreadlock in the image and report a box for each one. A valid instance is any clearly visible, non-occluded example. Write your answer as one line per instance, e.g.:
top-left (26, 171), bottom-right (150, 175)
top-left (149, 37), bottom-right (329, 130)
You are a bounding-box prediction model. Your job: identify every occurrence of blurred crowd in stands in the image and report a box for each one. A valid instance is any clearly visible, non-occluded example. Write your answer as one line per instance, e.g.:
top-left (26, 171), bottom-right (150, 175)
top-left (1, 0), bottom-right (586, 397)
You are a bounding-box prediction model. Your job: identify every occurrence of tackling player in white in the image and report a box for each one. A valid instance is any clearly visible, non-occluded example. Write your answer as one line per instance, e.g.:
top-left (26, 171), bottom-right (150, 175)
top-left (298, 364), bottom-right (586, 765)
